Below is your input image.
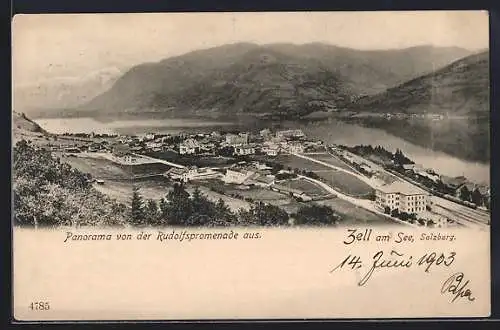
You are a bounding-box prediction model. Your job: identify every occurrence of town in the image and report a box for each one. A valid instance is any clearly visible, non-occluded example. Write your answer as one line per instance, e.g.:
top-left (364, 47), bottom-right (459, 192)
top-left (48, 127), bottom-right (491, 229)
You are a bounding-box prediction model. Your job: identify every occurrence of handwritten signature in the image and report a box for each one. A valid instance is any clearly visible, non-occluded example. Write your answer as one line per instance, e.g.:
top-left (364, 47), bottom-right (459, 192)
top-left (330, 250), bottom-right (456, 286)
top-left (441, 272), bottom-right (475, 303)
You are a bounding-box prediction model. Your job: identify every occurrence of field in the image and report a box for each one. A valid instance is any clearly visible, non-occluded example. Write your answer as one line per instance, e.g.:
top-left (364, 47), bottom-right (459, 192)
top-left (202, 180), bottom-right (292, 205)
top-left (280, 179), bottom-right (329, 198)
top-left (305, 153), bottom-right (354, 171)
top-left (273, 154), bottom-right (334, 172)
top-left (59, 156), bottom-right (175, 205)
top-left (93, 177), bottom-right (173, 205)
top-left (190, 185), bottom-right (252, 211)
top-left (61, 156), bottom-right (131, 179)
top-left (234, 188), bottom-right (287, 202)
top-left (60, 155), bottom-right (172, 179)
top-left (273, 154), bottom-right (374, 197)
top-left (146, 150), bottom-right (236, 167)
top-left (279, 200), bottom-right (309, 214)
top-left (317, 198), bottom-right (394, 225)
top-left (316, 170), bottom-right (374, 197)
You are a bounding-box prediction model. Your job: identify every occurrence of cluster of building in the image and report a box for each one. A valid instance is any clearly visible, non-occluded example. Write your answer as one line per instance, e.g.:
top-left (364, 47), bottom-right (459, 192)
top-left (58, 128), bottom-right (327, 165)
top-left (177, 128), bottom-right (322, 157)
top-left (164, 160), bottom-right (276, 185)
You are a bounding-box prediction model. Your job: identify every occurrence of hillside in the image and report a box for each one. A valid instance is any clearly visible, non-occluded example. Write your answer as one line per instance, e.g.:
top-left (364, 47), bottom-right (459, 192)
top-left (12, 111), bottom-right (46, 134)
top-left (81, 43), bottom-right (471, 117)
top-left (353, 51), bottom-right (489, 116)
top-left (346, 51), bottom-right (490, 163)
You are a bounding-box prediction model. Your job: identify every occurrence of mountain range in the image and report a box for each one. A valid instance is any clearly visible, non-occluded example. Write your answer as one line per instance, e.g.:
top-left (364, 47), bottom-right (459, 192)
top-left (79, 43), bottom-right (473, 117)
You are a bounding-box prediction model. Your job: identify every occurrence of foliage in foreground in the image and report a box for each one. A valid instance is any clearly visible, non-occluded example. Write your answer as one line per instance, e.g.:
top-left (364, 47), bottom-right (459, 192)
top-left (13, 140), bottom-right (128, 227)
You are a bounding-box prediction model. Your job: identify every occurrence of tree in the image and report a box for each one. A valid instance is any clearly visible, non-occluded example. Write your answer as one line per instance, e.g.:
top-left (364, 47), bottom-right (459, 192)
top-left (459, 185), bottom-right (471, 202)
top-left (144, 199), bottom-right (160, 225)
top-left (186, 187), bottom-right (214, 226)
top-left (130, 186), bottom-right (145, 226)
top-left (391, 208), bottom-right (399, 217)
top-left (471, 188), bottom-right (483, 206)
top-left (212, 198), bottom-right (236, 227)
top-left (13, 140), bottom-right (127, 228)
top-left (399, 212), bottom-right (409, 221)
top-left (217, 146), bottom-right (235, 157)
top-left (384, 206), bottom-right (391, 214)
top-left (164, 183), bottom-right (192, 225)
top-left (251, 202), bottom-right (289, 226)
top-left (294, 204), bottom-right (340, 226)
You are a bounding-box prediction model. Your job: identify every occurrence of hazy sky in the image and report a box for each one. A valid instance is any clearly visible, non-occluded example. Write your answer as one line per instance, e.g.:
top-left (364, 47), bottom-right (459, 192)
top-left (12, 11), bottom-right (489, 85)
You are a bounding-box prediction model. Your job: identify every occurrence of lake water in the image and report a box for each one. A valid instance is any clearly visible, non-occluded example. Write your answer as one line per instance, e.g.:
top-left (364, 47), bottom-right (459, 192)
top-left (34, 117), bottom-right (240, 135)
top-left (34, 117), bottom-right (490, 185)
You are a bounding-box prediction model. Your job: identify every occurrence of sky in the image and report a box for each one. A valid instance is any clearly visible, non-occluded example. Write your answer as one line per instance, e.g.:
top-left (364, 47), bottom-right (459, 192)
top-left (12, 11), bottom-right (489, 85)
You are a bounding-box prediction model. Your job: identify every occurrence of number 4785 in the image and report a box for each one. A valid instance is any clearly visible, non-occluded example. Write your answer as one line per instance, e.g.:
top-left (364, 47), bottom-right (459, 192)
top-left (29, 301), bottom-right (50, 311)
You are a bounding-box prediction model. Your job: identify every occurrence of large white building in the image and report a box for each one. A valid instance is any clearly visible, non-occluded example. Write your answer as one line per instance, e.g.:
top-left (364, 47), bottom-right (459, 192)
top-left (375, 181), bottom-right (429, 215)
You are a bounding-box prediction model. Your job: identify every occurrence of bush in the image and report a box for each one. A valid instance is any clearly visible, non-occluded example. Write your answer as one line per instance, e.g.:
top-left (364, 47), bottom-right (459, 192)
top-left (13, 140), bottom-right (127, 227)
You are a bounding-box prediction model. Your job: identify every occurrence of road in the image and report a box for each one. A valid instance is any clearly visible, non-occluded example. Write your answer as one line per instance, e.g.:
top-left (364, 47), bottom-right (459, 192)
top-left (290, 152), bottom-right (378, 187)
top-left (132, 153), bottom-right (186, 169)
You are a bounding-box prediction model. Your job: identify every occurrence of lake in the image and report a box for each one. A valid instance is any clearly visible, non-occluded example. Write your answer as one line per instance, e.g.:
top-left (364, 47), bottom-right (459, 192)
top-left (34, 117), bottom-right (490, 185)
top-left (34, 117), bottom-right (241, 135)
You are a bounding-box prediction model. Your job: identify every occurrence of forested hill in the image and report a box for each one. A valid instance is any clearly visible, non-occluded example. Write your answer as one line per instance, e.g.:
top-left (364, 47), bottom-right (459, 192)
top-left (343, 51), bottom-right (490, 163)
top-left (80, 43), bottom-right (471, 117)
top-left (353, 51), bottom-right (489, 116)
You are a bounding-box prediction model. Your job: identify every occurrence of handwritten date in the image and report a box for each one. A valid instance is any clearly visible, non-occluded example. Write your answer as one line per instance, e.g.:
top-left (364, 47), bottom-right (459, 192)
top-left (330, 250), bottom-right (456, 286)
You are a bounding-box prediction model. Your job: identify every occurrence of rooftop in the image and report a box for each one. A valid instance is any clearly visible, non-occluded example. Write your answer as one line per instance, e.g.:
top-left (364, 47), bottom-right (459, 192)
top-left (377, 181), bottom-right (427, 195)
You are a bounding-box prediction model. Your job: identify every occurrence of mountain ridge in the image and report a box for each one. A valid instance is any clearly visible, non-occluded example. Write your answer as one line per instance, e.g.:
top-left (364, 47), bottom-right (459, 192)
top-left (80, 42), bottom-right (473, 116)
top-left (353, 50), bottom-right (489, 116)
